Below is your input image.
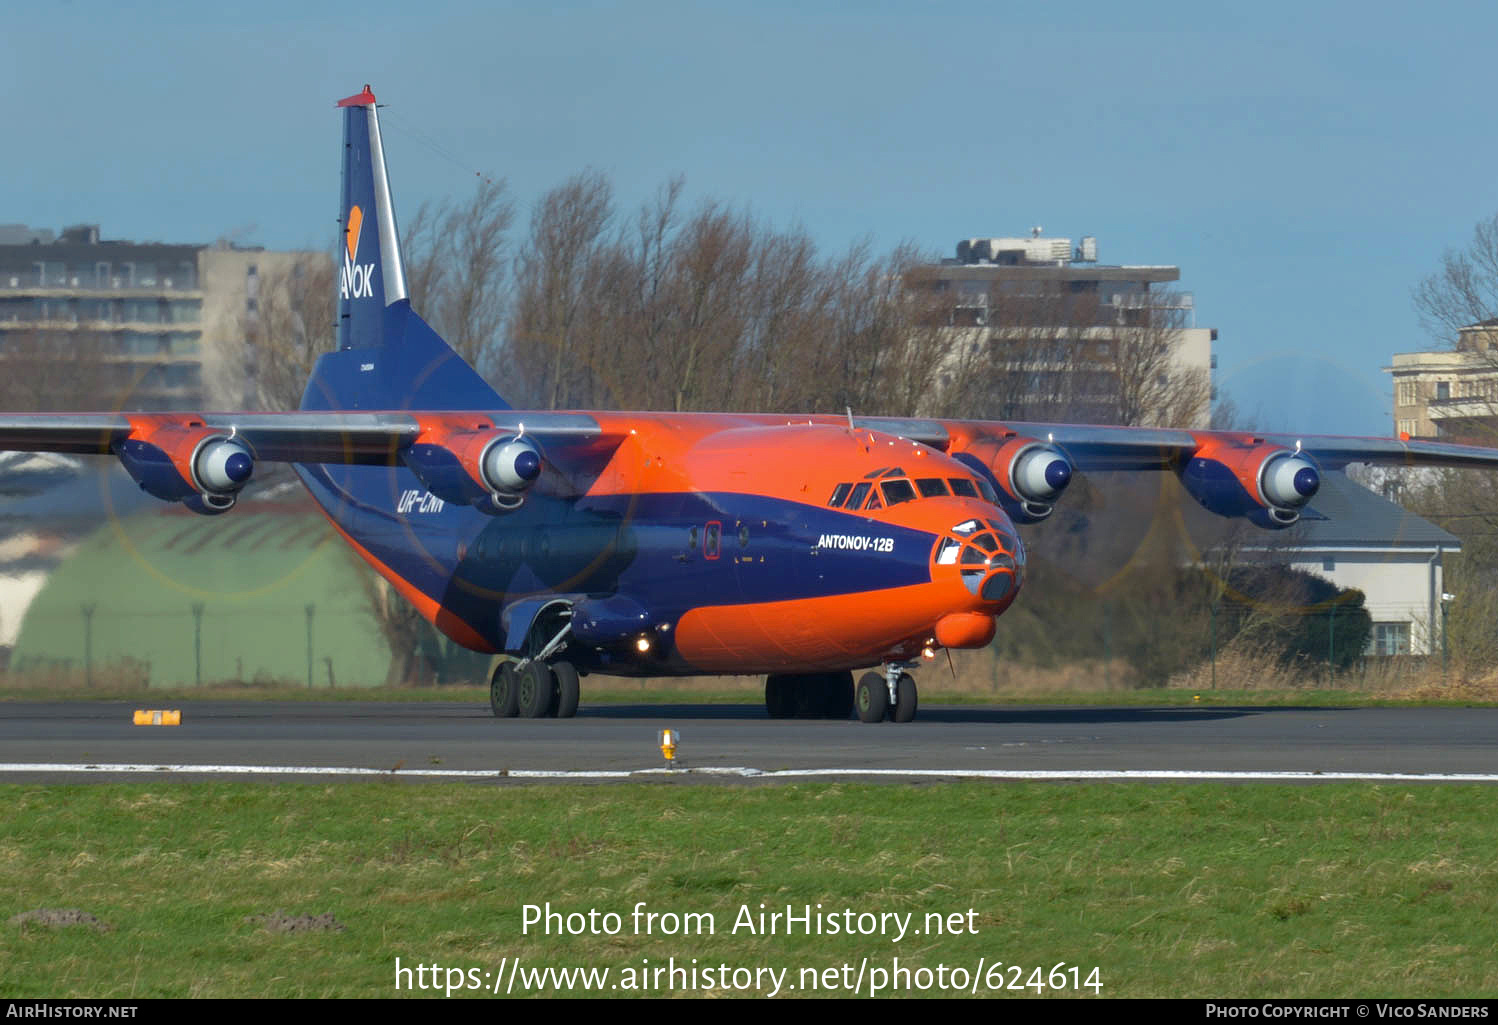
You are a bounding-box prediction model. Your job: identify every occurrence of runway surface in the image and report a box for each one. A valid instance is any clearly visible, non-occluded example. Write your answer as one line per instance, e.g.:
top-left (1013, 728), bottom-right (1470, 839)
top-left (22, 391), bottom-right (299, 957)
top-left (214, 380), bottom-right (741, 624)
top-left (1, 700), bottom-right (1497, 783)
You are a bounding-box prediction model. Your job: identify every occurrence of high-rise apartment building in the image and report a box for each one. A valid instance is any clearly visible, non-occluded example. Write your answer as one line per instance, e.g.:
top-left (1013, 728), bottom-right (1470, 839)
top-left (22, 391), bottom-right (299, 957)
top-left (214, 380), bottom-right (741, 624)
top-left (923, 232), bottom-right (1215, 427)
top-left (0, 224), bottom-right (320, 411)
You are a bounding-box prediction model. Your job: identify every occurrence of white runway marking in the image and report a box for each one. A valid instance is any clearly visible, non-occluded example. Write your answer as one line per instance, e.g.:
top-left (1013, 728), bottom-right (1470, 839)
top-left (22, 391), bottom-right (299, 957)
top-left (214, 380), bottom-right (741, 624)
top-left (4, 763), bottom-right (1498, 783)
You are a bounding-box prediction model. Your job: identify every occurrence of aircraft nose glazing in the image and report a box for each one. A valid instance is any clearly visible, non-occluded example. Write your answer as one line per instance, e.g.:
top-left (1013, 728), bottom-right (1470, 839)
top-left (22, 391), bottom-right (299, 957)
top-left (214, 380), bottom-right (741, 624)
top-left (932, 516), bottom-right (1025, 607)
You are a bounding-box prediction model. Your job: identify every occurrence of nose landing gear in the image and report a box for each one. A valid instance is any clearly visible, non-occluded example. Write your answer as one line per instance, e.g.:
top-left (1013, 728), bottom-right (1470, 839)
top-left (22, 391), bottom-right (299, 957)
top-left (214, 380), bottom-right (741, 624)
top-left (855, 663), bottom-right (918, 723)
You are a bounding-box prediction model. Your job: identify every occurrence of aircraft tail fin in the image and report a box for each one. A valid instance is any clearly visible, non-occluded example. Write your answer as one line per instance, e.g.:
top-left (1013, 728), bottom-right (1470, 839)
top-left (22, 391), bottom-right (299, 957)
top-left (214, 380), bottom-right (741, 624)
top-left (301, 85), bottom-right (506, 413)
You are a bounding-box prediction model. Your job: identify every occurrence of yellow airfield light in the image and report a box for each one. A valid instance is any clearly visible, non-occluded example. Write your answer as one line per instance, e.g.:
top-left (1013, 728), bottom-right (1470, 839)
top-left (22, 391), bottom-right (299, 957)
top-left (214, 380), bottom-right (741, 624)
top-left (658, 728), bottom-right (679, 766)
top-left (132, 710), bottom-right (182, 726)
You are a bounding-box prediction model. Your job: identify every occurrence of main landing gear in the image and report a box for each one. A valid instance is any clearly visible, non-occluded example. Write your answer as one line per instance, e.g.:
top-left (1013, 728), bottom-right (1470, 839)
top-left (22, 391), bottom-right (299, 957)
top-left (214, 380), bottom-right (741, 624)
top-left (763, 665), bottom-right (919, 722)
top-left (855, 663), bottom-right (918, 723)
top-left (764, 672), bottom-right (855, 719)
top-left (490, 659), bottom-right (581, 719)
top-left (490, 610), bottom-right (580, 719)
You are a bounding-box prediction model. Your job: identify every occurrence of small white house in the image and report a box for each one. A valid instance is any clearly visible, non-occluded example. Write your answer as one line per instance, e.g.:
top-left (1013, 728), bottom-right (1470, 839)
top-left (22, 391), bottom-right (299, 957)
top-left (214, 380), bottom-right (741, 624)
top-left (1234, 472), bottom-right (1459, 656)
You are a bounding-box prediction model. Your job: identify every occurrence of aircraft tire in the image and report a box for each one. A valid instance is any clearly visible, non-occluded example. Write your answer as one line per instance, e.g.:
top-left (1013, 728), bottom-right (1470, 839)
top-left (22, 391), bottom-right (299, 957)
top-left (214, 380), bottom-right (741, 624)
top-left (824, 672), bottom-right (855, 719)
top-left (791, 676), bottom-right (819, 717)
top-left (892, 673), bottom-right (918, 723)
top-left (518, 662), bottom-right (557, 718)
top-left (489, 661), bottom-right (519, 718)
top-left (765, 675), bottom-right (792, 719)
top-left (855, 672), bottom-right (888, 723)
top-left (552, 661), bottom-right (580, 719)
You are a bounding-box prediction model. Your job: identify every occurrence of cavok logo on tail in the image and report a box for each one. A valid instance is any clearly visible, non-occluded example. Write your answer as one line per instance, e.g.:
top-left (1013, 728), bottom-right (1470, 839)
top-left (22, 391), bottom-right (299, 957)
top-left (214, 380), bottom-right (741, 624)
top-left (340, 205), bottom-right (376, 300)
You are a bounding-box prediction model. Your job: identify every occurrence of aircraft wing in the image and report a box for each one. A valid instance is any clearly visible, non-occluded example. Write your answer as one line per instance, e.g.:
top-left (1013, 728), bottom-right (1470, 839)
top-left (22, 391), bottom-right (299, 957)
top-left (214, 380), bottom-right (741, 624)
top-left (852, 415), bottom-right (1498, 528)
top-left (854, 416), bottom-right (1498, 472)
top-left (0, 412), bottom-right (414, 462)
top-left (3, 405), bottom-right (1495, 528)
top-left (0, 411), bottom-right (616, 460)
top-left (0, 410), bottom-right (628, 509)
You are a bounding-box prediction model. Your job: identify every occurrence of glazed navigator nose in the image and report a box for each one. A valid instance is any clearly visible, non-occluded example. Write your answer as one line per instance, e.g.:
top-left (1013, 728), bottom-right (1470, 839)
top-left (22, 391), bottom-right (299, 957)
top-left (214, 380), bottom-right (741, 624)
top-left (932, 516), bottom-right (1026, 608)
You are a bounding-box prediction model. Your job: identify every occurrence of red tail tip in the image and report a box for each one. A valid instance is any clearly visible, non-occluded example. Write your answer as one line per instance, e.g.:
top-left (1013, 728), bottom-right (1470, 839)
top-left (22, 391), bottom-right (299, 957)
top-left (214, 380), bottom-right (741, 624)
top-left (336, 85), bottom-right (376, 108)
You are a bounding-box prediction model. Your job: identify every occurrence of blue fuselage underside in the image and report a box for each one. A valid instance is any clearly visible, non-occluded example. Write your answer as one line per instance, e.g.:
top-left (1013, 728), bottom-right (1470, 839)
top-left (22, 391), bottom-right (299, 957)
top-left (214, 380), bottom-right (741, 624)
top-left (295, 462), bottom-right (936, 673)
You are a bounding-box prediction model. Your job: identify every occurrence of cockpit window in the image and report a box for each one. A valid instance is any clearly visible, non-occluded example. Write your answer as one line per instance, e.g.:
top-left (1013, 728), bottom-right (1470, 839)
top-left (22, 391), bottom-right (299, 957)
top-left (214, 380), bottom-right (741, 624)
top-left (880, 479), bottom-right (916, 506)
top-left (835, 475), bottom-right (1000, 510)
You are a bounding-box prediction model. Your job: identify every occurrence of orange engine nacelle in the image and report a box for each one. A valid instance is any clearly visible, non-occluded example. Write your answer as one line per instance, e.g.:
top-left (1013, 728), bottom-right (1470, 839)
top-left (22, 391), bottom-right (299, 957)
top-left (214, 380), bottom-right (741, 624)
top-left (403, 419), bottom-right (544, 511)
top-left (113, 419), bottom-right (255, 514)
top-left (952, 434), bottom-right (1074, 523)
top-left (1179, 437), bottom-right (1321, 528)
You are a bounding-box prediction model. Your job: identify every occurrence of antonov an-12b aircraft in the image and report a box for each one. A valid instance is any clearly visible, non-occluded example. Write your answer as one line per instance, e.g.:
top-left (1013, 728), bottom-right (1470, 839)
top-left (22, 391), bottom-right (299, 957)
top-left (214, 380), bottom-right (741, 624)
top-left (3, 86), bottom-right (1494, 722)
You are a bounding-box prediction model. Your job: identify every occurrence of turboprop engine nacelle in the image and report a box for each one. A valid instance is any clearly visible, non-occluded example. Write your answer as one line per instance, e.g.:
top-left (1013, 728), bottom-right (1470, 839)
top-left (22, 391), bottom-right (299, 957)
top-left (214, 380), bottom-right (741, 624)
top-left (954, 436), bottom-right (1074, 523)
top-left (1178, 440), bottom-right (1321, 529)
top-left (403, 428), bottom-right (543, 512)
top-left (113, 424), bottom-right (255, 515)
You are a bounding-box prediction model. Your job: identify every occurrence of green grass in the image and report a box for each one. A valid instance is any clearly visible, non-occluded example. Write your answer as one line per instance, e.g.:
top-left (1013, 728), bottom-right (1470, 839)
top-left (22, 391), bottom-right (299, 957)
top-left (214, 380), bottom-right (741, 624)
top-left (3, 783), bottom-right (1497, 997)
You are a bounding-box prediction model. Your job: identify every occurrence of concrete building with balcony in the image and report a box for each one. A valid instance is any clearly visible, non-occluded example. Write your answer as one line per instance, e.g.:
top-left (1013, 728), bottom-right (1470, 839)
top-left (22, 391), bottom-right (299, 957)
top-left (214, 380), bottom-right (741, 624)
top-left (0, 224), bottom-right (320, 411)
top-left (1388, 320), bottom-right (1498, 443)
top-left (924, 232), bottom-right (1215, 427)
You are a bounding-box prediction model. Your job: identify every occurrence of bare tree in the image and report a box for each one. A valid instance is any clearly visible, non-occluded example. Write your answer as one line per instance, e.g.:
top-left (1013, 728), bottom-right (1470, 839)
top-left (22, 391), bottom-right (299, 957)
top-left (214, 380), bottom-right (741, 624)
top-left (355, 564), bottom-right (442, 686)
top-left (0, 329), bottom-right (123, 412)
top-left (1107, 292), bottom-right (1210, 428)
top-left (608, 177), bottom-right (686, 408)
top-left (607, 187), bottom-right (835, 415)
top-left (1413, 212), bottom-right (1498, 342)
top-left (509, 171), bottom-right (616, 409)
top-left (403, 178), bottom-right (514, 378)
top-left (655, 203), bottom-right (755, 412)
top-left (814, 243), bottom-right (952, 418)
top-left (230, 256), bottom-right (336, 412)
top-left (731, 225), bottom-right (825, 412)
top-left (1209, 390), bottom-right (1260, 431)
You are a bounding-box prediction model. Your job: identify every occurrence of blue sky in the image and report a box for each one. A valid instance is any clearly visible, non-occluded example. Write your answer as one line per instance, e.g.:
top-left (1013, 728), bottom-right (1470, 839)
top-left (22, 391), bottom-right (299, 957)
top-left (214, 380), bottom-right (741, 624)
top-left (7, 1), bottom-right (1497, 435)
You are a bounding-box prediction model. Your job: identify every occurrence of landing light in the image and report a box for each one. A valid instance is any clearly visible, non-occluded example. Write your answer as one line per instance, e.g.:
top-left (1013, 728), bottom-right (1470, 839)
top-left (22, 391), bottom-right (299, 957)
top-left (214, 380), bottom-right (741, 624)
top-left (922, 646), bottom-right (936, 661)
top-left (635, 635), bottom-right (653, 654)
